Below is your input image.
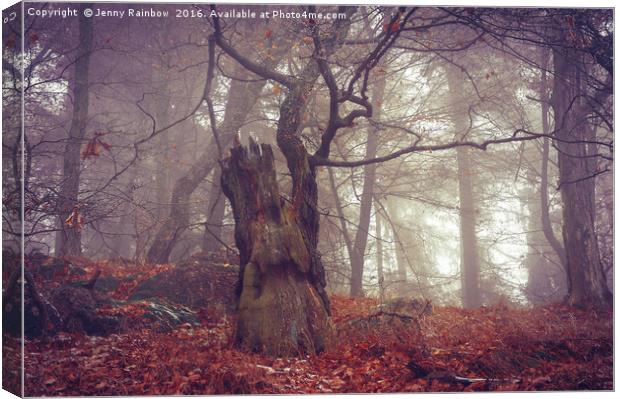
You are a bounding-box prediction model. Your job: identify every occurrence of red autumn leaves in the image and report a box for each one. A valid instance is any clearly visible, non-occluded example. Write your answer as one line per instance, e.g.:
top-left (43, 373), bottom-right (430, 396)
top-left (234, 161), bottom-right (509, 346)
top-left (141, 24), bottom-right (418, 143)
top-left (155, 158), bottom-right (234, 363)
top-left (64, 206), bottom-right (85, 230)
top-left (23, 291), bottom-right (612, 395)
top-left (81, 132), bottom-right (112, 160)
top-left (383, 21), bottom-right (401, 33)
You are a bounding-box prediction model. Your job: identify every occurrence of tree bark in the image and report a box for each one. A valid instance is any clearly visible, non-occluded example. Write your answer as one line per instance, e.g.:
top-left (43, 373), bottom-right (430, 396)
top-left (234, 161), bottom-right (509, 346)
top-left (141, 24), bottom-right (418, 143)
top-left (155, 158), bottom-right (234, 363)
top-left (349, 133), bottom-right (378, 297)
top-left (153, 106), bottom-right (172, 220)
top-left (550, 32), bottom-right (612, 309)
top-left (446, 66), bottom-right (481, 309)
top-left (55, 5), bottom-right (93, 257)
top-left (540, 139), bottom-right (567, 272)
top-left (525, 49), bottom-right (568, 304)
top-left (221, 140), bottom-right (333, 356)
top-left (327, 167), bottom-right (354, 261)
top-left (524, 166), bottom-right (566, 304)
top-left (349, 66), bottom-right (386, 297)
top-left (375, 207), bottom-right (385, 303)
top-left (386, 196), bottom-right (408, 289)
top-left (153, 27), bottom-right (175, 221)
top-left (202, 170), bottom-right (227, 253)
top-left (108, 174), bottom-right (137, 258)
top-left (218, 9), bottom-right (359, 355)
top-left (538, 48), bottom-right (568, 273)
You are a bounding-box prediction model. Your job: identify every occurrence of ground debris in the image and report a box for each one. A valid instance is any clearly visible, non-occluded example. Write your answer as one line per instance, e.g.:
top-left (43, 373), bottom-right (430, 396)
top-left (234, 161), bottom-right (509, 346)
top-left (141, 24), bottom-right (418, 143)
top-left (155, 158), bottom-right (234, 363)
top-left (18, 262), bottom-right (613, 395)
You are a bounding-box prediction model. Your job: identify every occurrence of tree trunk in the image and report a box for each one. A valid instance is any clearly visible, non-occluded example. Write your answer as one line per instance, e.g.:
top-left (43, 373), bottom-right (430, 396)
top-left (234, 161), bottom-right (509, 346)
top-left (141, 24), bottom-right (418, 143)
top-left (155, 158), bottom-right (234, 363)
top-left (202, 170), bottom-right (227, 253)
top-left (55, 5), bottom-right (93, 257)
top-left (219, 11), bottom-right (357, 355)
top-left (349, 66), bottom-right (386, 297)
top-left (108, 170), bottom-right (138, 258)
top-left (146, 66), bottom-right (268, 264)
top-left (550, 36), bottom-right (612, 309)
top-left (221, 141), bottom-right (333, 356)
top-left (386, 196), bottom-right (408, 291)
top-left (525, 49), bottom-right (568, 304)
top-left (154, 109), bottom-right (172, 220)
top-left (446, 66), bottom-right (481, 309)
top-left (524, 167), bottom-right (565, 304)
top-left (153, 29), bottom-right (174, 221)
top-left (327, 167), bottom-right (354, 261)
top-left (349, 135), bottom-right (378, 297)
top-left (456, 131), bottom-right (481, 309)
top-left (375, 207), bottom-right (385, 303)
top-left (540, 138), bottom-right (567, 271)
top-left (538, 48), bottom-right (568, 273)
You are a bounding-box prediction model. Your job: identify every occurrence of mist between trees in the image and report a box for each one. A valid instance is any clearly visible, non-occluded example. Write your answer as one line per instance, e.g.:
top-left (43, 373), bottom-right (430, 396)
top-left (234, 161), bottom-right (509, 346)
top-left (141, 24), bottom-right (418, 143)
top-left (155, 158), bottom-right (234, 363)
top-left (3, 4), bottom-right (612, 353)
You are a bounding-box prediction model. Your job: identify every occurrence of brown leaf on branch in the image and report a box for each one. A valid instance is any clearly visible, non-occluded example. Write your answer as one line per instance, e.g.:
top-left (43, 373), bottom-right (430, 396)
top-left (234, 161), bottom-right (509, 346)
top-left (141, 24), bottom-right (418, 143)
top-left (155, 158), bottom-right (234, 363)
top-left (383, 21), bottom-right (401, 33)
top-left (64, 207), bottom-right (85, 230)
top-left (81, 132), bottom-right (112, 160)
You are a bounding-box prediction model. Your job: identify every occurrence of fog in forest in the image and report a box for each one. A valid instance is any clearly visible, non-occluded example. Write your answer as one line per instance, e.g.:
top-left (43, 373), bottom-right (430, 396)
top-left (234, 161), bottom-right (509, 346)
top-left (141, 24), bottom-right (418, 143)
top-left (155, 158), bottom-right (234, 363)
top-left (2, 2), bottom-right (614, 394)
top-left (3, 3), bottom-right (613, 309)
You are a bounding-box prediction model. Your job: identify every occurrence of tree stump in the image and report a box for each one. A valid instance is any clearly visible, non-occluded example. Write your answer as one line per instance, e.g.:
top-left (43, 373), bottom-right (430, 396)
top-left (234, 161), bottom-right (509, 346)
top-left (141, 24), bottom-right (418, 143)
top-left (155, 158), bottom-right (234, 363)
top-left (221, 140), bottom-right (333, 356)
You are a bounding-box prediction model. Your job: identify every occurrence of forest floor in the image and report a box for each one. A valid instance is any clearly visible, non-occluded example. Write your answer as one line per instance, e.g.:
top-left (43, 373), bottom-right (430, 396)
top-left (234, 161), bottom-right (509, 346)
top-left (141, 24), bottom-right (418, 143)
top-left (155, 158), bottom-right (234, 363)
top-left (6, 256), bottom-right (614, 395)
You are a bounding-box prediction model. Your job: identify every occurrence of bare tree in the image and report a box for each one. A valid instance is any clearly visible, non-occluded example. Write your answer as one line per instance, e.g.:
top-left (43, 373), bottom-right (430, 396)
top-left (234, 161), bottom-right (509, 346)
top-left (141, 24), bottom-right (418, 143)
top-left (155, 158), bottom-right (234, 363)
top-left (54, 4), bottom-right (93, 256)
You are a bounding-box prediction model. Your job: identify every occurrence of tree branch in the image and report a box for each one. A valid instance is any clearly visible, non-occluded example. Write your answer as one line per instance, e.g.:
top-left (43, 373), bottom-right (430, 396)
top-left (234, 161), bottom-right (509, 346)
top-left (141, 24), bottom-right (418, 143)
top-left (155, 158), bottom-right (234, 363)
top-left (210, 5), bottom-right (294, 88)
top-left (313, 131), bottom-right (537, 168)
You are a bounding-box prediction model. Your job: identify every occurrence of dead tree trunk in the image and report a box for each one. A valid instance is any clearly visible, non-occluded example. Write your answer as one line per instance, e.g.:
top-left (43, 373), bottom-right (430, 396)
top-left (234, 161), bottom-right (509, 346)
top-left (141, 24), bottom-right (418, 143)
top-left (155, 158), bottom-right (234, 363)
top-left (221, 67), bottom-right (335, 356)
top-left (214, 6), bottom-right (361, 355)
top-left (55, 5), bottom-right (93, 256)
top-left (213, 4), bottom-right (401, 355)
top-left (221, 140), bottom-right (333, 356)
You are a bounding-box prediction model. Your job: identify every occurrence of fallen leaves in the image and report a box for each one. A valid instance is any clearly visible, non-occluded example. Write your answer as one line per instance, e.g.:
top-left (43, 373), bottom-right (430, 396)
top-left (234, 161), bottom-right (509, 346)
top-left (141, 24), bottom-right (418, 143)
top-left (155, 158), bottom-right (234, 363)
top-left (44, 376), bottom-right (57, 385)
top-left (18, 262), bottom-right (613, 396)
